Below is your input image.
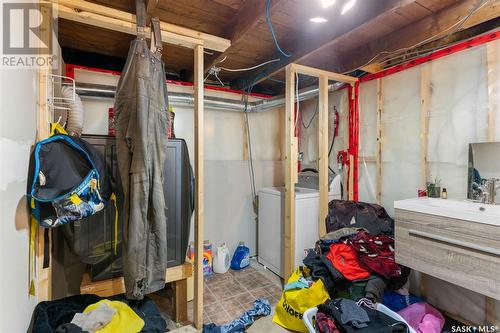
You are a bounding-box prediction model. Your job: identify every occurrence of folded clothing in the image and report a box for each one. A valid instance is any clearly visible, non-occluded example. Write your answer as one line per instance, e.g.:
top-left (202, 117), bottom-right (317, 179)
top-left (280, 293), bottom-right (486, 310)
top-left (326, 244), bottom-right (371, 281)
top-left (348, 231), bottom-right (401, 279)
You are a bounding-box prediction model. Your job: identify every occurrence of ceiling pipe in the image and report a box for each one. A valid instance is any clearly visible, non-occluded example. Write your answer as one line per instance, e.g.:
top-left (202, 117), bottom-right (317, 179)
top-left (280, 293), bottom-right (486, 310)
top-left (69, 82), bottom-right (346, 112)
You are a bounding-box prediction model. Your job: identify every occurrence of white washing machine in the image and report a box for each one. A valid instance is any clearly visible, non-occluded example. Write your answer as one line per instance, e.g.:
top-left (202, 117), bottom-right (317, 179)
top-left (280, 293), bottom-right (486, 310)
top-left (258, 176), bottom-right (342, 278)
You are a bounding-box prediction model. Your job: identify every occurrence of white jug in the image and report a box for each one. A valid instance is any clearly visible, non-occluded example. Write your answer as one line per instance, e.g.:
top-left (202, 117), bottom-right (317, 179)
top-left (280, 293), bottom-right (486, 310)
top-left (213, 243), bottom-right (230, 274)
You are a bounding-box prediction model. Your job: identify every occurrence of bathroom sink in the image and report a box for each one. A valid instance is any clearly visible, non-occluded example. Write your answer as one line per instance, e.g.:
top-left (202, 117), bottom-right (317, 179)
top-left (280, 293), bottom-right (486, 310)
top-left (394, 197), bottom-right (500, 226)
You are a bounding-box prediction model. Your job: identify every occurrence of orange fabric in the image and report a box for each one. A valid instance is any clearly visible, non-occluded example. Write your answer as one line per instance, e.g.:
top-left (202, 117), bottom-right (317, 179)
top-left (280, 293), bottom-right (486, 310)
top-left (326, 244), bottom-right (370, 280)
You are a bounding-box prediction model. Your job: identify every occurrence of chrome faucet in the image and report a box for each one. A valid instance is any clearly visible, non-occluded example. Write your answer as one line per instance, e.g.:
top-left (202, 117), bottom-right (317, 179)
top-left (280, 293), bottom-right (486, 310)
top-left (482, 178), bottom-right (499, 204)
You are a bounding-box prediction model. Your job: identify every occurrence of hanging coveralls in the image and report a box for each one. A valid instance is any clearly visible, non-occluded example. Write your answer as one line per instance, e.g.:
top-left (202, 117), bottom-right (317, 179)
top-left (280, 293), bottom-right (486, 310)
top-left (114, 0), bottom-right (169, 299)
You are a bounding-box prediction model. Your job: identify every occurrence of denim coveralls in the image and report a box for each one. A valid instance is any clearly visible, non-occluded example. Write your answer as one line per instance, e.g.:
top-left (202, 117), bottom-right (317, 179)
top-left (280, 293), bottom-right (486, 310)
top-left (114, 0), bottom-right (169, 299)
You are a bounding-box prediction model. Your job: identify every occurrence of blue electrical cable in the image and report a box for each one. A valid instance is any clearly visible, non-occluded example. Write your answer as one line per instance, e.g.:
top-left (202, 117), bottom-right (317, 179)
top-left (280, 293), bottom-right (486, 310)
top-left (266, 0), bottom-right (291, 58)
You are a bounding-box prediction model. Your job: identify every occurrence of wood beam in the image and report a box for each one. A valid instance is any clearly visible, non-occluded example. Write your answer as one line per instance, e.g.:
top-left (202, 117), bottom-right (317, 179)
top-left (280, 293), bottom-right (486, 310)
top-left (205, 0), bottom-right (283, 73)
top-left (80, 263), bottom-right (193, 296)
top-left (146, 0), bottom-right (158, 15)
top-left (291, 63), bottom-right (358, 84)
top-left (36, 1), bottom-right (53, 302)
top-left (376, 79), bottom-right (383, 205)
top-left (318, 75), bottom-right (329, 238)
top-left (284, 64), bottom-right (296, 281)
top-left (232, 0), bottom-right (416, 89)
top-left (54, 0), bottom-right (230, 52)
top-left (193, 44), bottom-right (205, 330)
top-left (332, 0), bottom-right (500, 73)
top-left (420, 64), bottom-right (432, 189)
top-left (487, 39), bottom-right (499, 142)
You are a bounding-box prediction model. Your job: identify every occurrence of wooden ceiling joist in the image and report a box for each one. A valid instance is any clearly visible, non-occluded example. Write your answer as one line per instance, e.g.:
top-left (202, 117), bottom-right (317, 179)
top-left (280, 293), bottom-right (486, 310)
top-left (204, 0), bottom-right (283, 73)
top-left (54, 0), bottom-right (230, 51)
top-left (231, 0), bottom-right (421, 89)
top-left (308, 0), bottom-right (500, 74)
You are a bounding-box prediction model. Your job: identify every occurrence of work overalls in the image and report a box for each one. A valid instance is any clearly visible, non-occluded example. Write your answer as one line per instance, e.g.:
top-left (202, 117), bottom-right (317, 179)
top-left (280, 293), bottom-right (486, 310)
top-left (114, 0), bottom-right (169, 299)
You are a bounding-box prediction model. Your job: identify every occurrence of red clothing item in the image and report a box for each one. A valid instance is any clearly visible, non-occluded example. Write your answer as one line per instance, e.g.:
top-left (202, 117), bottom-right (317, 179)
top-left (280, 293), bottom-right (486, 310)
top-left (326, 243), bottom-right (370, 280)
top-left (348, 230), bottom-right (401, 278)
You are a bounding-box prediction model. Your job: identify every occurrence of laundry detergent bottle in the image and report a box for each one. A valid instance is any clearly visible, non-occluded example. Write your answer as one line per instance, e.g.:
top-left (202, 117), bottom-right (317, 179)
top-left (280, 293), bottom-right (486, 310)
top-left (213, 243), bottom-right (230, 274)
top-left (230, 241), bottom-right (250, 270)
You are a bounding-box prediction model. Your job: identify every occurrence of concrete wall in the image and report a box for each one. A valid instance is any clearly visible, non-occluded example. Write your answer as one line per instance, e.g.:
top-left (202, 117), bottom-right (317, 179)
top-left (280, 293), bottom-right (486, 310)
top-left (0, 69), bottom-right (39, 332)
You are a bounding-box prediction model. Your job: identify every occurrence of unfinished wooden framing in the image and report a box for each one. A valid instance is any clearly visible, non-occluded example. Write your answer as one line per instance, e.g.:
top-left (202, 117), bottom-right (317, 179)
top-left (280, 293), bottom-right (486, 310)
top-left (53, 0), bottom-right (230, 52)
top-left (376, 79), bottom-right (383, 205)
top-left (284, 63), bottom-right (357, 280)
top-left (34, 1), bottom-right (212, 329)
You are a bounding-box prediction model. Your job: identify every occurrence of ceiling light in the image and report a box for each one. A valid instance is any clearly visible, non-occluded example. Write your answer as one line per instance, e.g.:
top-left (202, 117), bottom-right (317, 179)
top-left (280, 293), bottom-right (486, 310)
top-left (341, 0), bottom-right (356, 14)
top-left (310, 17), bottom-right (328, 23)
top-left (320, 0), bottom-right (336, 8)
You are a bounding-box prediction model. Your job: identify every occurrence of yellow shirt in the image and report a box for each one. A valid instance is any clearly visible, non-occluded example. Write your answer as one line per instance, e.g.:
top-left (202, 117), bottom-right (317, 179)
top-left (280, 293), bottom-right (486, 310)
top-left (84, 299), bottom-right (145, 333)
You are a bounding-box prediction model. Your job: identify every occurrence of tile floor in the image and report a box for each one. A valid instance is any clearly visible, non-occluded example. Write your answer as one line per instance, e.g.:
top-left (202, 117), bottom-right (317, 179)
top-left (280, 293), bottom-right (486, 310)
top-left (188, 260), bottom-right (283, 326)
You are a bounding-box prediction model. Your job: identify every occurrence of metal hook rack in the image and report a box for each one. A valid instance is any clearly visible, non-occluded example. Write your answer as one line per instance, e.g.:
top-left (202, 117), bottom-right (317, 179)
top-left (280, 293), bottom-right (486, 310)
top-left (45, 69), bottom-right (76, 124)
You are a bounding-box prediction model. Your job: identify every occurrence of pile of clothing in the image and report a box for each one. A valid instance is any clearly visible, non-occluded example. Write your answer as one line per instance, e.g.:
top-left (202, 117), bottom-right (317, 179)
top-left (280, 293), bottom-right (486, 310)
top-left (315, 298), bottom-right (408, 333)
top-left (303, 200), bottom-right (445, 333)
top-left (31, 294), bottom-right (166, 333)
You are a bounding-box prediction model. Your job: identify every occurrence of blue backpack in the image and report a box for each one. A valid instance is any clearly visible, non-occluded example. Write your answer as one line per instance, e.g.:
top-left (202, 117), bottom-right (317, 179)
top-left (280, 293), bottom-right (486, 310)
top-left (27, 128), bottom-right (111, 228)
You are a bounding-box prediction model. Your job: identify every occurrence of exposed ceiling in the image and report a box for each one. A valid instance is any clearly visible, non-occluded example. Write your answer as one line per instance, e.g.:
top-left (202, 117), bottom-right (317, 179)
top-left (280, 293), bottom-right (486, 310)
top-left (57, 0), bottom-right (500, 95)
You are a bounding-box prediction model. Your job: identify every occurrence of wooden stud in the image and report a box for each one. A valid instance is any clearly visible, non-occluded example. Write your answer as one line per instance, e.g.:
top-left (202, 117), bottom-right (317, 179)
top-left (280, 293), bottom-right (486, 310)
top-left (284, 64), bottom-right (296, 281)
top-left (193, 44), bottom-right (204, 330)
top-left (291, 63), bottom-right (358, 85)
top-left (36, 1), bottom-right (53, 302)
top-left (54, 0), bottom-right (230, 52)
top-left (173, 279), bottom-right (188, 324)
top-left (318, 75), bottom-right (329, 238)
top-left (487, 40), bottom-right (498, 142)
top-left (242, 113), bottom-right (249, 161)
top-left (486, 40), bottom-right (499, 326)
top-left (420, 64), bottom-right (432, 189)
top-left (348, 155), bottom-right (354, 200)
top-left (376, 79), bottom-right (383, 205)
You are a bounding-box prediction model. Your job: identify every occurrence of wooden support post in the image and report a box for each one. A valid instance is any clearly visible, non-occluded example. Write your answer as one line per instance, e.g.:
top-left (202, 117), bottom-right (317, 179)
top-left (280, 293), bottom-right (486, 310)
top-left (36, 1), bottom-right (53, 302)
top-left (193, 44), bottom-right (204, 330)
top-left (284, 64), bottom-right (296, 281)
top-left (173, 279), bottom-right (188, 324)
top-left (376, 79), bottom-right (383, 205)
top-left (486, 40), bottom-right (498, 326)
top-left (487, 40), bottom-right (498, 142)
top-left (242, 113), bottom-right (249, 161)
top-left (420, 64), bottom-right (432, 189)
top-left (318, 75), bottom-right (329, 238)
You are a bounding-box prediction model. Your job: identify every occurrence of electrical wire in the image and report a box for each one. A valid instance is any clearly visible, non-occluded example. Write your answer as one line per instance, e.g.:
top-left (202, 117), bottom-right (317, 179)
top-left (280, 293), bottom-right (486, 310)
top-left (218, 55), bottom-right (228, 64)
top-left (343, 0), bottom-right (490, 74)
top-left (265, 0), bottom-right (291, 58)
top-left (219, 58), bottom-right (281, 72)
top-left (301, 101), bottom-right (318, 128)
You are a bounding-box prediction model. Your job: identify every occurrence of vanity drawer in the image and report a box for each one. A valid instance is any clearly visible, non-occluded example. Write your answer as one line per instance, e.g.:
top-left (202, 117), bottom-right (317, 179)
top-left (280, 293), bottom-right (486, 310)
top-left (395, 209), bottom-right (500, 300)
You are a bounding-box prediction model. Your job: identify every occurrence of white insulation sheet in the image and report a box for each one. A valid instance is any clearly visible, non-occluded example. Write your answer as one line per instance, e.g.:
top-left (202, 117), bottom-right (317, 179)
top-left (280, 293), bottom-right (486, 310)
top-left (356, 39), bottom-right (500, 324)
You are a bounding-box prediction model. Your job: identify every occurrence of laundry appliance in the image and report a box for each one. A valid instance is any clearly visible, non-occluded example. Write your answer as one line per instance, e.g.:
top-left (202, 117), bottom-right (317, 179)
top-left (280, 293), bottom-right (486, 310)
top-left (257, 175), bottom-right (342, 278)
